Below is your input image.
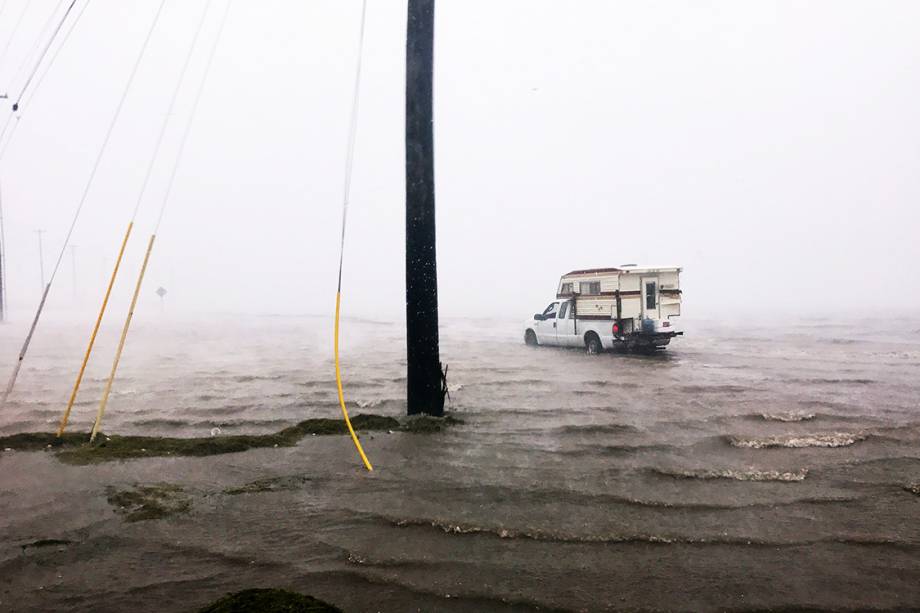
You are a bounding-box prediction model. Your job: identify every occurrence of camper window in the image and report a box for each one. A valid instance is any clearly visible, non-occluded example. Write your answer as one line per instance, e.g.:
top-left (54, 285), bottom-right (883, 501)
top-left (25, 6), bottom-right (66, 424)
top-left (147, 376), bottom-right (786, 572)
top-left (645, 282), bottom-right (657, 309)
top-left (580, 281), bottom-right (600, 295)
top-left (560, 282), bottom-right (573, 295)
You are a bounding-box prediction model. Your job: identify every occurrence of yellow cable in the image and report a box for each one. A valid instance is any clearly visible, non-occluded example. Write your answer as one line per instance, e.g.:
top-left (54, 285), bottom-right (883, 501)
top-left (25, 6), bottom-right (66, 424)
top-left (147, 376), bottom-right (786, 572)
top-left (334, 292), bottom-right (373, 471)
top-left (90, 234), bottom-right (155, 443)
top-left (57, 221), bottom-right (133, 437)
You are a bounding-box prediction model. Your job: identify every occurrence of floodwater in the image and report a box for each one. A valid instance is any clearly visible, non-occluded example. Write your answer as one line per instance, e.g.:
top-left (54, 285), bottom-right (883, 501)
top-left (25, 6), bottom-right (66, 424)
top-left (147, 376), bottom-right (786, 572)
top-left (1, 313), bottom-right (919, 612)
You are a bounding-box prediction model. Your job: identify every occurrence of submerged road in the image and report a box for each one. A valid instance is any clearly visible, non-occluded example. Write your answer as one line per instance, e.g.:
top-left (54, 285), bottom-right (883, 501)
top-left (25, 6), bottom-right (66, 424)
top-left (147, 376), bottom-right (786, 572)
top-left (1, 315), bottom-right (919, 611)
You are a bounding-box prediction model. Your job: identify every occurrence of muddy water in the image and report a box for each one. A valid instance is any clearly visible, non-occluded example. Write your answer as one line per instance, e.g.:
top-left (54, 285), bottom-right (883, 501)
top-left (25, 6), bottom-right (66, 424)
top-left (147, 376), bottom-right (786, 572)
top-left (1, 314), bottom-right (919, 611)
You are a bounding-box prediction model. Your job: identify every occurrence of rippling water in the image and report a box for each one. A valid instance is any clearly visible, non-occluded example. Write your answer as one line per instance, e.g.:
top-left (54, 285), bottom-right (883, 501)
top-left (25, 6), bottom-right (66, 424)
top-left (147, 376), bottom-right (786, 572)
top-left (1, 314), bottom-right (919, 611)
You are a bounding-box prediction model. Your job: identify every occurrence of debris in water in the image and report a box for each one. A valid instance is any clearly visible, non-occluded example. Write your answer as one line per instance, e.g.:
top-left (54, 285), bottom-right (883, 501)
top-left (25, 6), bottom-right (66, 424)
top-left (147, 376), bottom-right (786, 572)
top-left (20, 539), bottom-right (73, 552)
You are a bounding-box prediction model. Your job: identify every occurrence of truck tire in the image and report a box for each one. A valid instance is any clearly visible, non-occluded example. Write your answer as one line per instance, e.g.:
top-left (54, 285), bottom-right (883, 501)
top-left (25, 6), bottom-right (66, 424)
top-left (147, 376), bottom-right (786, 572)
top-left (524, 329), bottom-right (538, 346)
top-left (585, 332), bottom-right (602, 354)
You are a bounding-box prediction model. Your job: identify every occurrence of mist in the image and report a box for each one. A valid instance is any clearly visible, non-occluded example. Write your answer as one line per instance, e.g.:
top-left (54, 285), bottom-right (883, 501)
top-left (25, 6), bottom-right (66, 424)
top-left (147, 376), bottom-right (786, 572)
top-left (3, 4), bottom-right (920, 611)
top-left (1, 0), bottom-right (918, 324)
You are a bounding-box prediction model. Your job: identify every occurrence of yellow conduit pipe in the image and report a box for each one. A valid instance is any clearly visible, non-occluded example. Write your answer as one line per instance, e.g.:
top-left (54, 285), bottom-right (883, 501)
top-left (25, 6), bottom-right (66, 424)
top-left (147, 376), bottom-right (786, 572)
top-left (90, 234), bottom-right (155, 443)
top-left (57, 221), bottom-right (133, 437)
top-left (334, 292), bottom-right (373, 471)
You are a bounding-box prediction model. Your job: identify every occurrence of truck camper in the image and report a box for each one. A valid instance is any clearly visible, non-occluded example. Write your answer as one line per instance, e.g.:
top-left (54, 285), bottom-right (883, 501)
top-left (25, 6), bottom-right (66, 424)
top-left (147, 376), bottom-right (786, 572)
top-left (523, 265), bottom-right (683, 353)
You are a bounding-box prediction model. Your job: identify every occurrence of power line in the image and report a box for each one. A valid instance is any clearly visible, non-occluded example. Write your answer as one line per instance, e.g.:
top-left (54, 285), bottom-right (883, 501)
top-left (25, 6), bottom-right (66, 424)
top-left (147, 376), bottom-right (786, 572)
top-left (46, 0), bottom-right (166, 288)
top-left (90, 0), bottom-right (234, 442)
top-left (332, 0), bottom-right (374, 470)
top-left (23, 0), bottom-right (89, 106)
top-left (60, 0), bottom-right (216, 437)
top-left (0, 0), bottom-right (90, 161)
top-left (336, 0), bottom-right (367, 292)
top-left (133, 0), bottom-right (213, 223)
top-left (2, 0), bottom-right (167, 407)
top-left (0, 0), bottom-right (63, 146)
top-left (0, 2), bottom-right (9, 37)
top-left (0, 0), bottom-right (32, 141)
top-left (11, 0), bottom-right (77, 112)
top-left (0, 0), bottom-right (31, 76)
top-left (154, 0), bottom-right (232, 233)
top-left (6, 0), bottom-right (64, 85)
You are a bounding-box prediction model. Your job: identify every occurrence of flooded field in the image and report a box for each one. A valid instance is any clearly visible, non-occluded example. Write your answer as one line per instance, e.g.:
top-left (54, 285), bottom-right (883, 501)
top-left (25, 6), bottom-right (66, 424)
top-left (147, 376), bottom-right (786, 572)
top-left (1, 314), bottom-right (919, 611)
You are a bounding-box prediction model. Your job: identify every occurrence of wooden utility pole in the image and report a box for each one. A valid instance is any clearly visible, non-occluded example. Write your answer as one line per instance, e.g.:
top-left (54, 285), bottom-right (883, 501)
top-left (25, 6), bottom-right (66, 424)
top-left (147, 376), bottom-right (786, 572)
top-left (0, 181), bottom-right (6, 322)
top-left (405, 0), bottom-right (445, 416)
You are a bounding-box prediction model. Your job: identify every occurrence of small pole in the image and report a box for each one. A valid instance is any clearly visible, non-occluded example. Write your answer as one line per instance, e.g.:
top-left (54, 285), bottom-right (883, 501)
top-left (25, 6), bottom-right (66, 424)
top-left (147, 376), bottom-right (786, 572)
top-left (35, 229), bottom-right (46, 291)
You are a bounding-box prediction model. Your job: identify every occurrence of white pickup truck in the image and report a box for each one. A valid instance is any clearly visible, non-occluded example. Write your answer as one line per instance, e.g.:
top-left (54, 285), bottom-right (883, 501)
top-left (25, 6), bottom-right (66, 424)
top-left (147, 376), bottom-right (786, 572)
top-left (523, 265), bottom-right (683, 353)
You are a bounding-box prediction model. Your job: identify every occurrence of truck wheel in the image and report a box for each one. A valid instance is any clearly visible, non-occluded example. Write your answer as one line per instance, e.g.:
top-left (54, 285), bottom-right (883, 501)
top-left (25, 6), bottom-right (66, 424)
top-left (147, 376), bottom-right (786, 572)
top-left (524, 330), bottom-right (538, 346)
top-left (585, 333), bottom-right (602, 354)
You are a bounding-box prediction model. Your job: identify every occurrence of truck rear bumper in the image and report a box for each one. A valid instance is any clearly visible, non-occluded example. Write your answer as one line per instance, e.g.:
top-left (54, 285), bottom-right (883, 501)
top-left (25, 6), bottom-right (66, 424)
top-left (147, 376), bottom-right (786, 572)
top-left (613, 330), bottom-right (683, 348)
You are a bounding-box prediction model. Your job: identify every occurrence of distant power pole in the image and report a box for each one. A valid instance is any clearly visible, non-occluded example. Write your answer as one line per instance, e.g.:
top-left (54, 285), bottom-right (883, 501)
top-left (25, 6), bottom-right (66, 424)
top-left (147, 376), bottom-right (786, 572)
top-left (405, 0), bottom-right (445, 416)
top-left (35, 229), bottom-right (46, 292)
top-left (0, 181), bottom-right (6, 322)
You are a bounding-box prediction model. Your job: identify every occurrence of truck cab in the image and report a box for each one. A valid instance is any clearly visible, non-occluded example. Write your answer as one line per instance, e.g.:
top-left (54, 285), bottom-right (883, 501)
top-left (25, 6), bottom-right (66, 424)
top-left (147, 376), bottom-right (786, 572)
top-left (527, 300), bottom-right (580, 347)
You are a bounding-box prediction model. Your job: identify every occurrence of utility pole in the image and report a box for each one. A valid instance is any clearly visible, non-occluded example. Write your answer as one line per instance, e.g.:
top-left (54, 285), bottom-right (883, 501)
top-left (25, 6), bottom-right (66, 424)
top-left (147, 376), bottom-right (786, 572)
top-left (405, 0), bottom-right (445, 416)
top-left (0, 180), bottom-right (6, 322)
top-left (35, 229), bottom-right (46, 291)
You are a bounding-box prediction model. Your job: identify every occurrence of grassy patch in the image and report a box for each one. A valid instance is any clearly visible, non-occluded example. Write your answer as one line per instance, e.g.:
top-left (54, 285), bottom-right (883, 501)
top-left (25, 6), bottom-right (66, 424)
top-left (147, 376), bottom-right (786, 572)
top-left (199, 588), bottom-right (342, 613)
top-left (0, 414), bottom-right (400, 465)
top-left (224, 475), bottom-right (313, 495)
top-left (0, 412), bottom-right (461, 465)
top-left (106, 483), bottom-right (191, 522)
top-left (0, 432), bottom-right (87, 451)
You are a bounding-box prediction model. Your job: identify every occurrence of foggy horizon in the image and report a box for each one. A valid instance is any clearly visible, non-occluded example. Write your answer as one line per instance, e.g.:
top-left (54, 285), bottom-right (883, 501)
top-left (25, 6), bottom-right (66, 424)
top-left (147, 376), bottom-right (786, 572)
top-left (1, 0), bottom-right (918, 324)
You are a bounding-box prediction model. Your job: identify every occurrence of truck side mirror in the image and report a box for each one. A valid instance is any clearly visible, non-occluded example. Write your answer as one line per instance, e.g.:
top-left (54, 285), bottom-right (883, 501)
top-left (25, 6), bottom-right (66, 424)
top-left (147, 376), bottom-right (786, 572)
top-left (534, 314), bottom-right (544, 321)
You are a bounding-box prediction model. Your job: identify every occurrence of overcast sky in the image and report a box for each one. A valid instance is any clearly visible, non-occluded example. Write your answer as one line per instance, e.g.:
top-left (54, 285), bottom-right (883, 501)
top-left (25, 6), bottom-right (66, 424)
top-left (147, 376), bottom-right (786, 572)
top-left (0, 0), bottom-right (918, 323)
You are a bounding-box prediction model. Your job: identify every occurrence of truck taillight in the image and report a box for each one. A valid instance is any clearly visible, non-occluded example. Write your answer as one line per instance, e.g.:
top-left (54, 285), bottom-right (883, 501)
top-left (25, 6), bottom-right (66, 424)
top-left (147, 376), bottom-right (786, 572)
top-left (662, 321), bottom-right (671, 328)
top-left (612, 323), bottom-right (619, 334)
